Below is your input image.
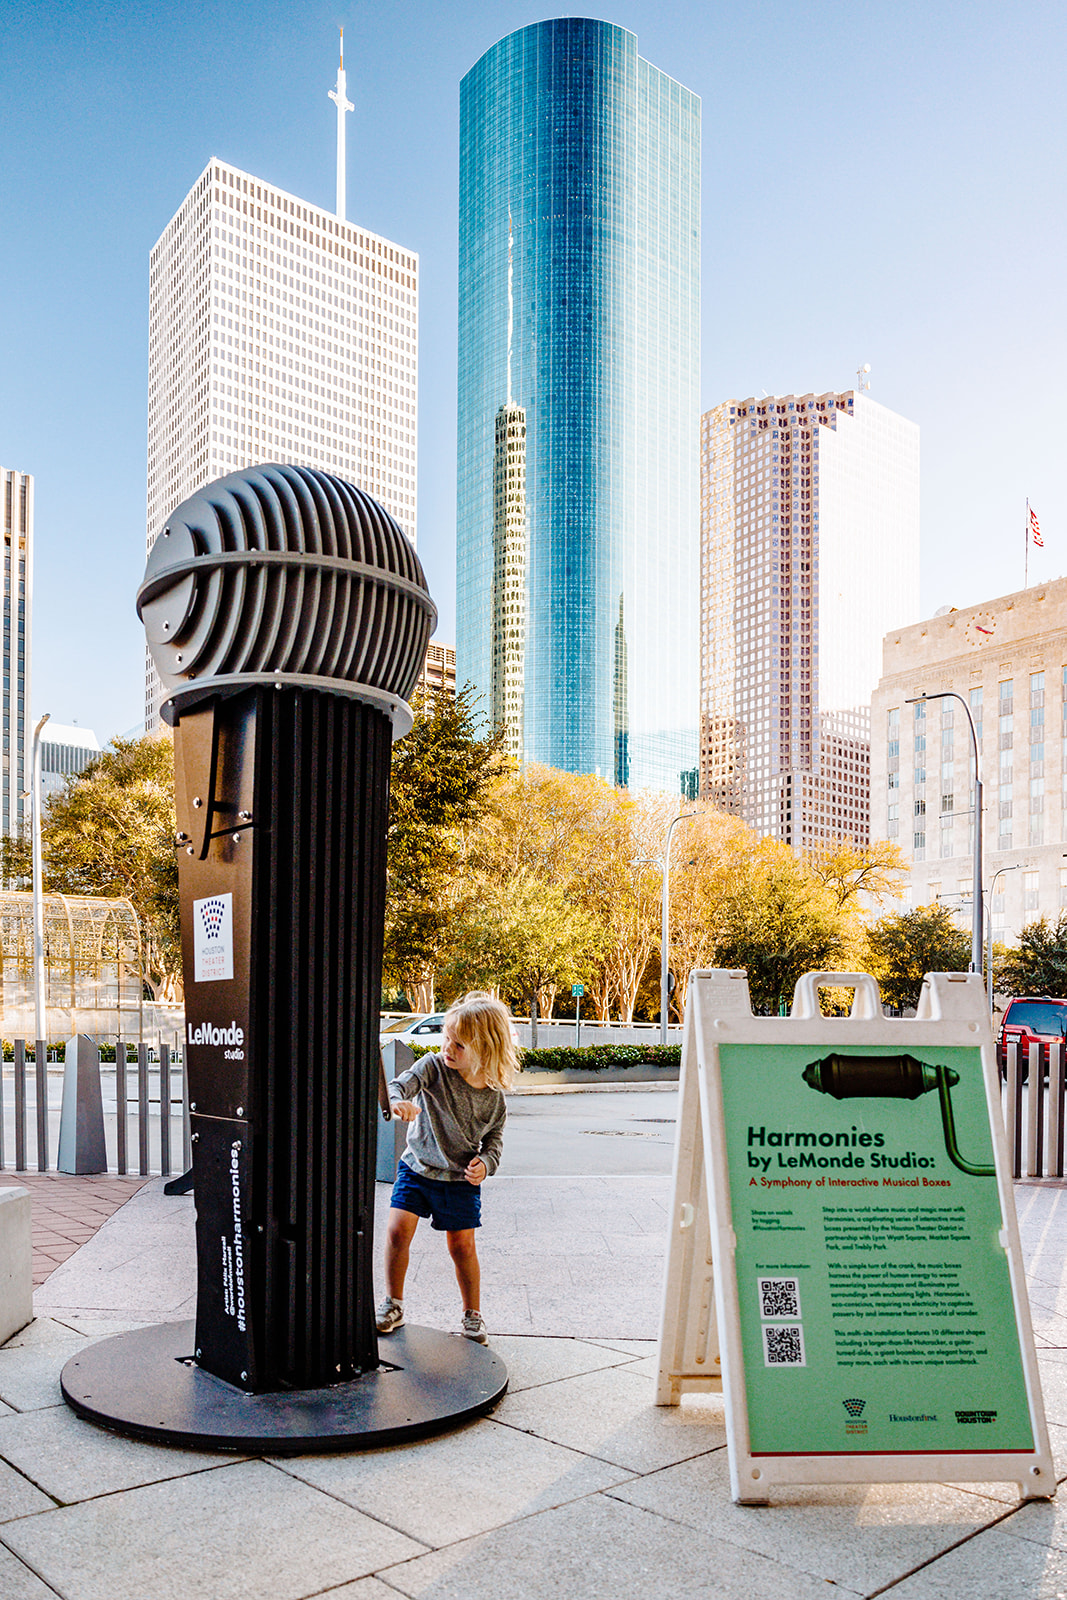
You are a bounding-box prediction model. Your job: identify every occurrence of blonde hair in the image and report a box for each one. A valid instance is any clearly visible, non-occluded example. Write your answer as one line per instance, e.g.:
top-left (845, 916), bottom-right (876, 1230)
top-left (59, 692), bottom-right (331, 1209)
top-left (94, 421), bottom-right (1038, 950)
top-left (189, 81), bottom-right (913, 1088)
top-left (445, 992), bottom-right (518, 1090)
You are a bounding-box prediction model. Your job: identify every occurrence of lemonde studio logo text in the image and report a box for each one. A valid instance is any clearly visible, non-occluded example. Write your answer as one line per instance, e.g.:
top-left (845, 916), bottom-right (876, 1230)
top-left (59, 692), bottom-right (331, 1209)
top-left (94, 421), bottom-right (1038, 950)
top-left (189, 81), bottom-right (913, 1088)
top-left (187, 1020), bottom-right (245, 1060)
top-left (193, 893), bottom-right (234, 983)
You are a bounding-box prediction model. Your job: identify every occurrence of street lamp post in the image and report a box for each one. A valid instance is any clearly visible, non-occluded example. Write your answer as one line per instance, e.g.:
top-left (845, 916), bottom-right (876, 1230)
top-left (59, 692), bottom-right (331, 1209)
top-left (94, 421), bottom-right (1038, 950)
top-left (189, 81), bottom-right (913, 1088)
top-left (906, 692), bottom-right (983, 976)
top-left (986, 863), bottom-right (1020, 1019)
top-left (661, 811), bottom-right (696, 1045)
top-left (30, 713), bottom-right (50, 1050)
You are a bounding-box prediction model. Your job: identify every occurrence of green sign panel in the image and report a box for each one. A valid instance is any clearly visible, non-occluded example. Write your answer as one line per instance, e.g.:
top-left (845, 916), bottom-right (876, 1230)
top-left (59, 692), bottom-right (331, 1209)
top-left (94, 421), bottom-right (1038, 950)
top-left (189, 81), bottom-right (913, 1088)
top-left (719, 1041), bottom-right (1033, 1457)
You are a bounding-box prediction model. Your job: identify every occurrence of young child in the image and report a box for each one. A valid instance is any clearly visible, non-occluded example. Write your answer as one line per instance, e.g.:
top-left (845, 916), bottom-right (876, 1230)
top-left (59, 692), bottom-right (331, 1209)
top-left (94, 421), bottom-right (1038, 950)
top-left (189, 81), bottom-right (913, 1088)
top-left (377, 991), bottom-right (517, 1344)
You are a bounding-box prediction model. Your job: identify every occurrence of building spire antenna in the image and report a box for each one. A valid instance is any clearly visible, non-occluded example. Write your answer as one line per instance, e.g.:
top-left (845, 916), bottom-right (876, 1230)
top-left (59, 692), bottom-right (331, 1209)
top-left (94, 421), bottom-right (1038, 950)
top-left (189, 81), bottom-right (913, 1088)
top-left (328, 28), bottom-right (354, 220)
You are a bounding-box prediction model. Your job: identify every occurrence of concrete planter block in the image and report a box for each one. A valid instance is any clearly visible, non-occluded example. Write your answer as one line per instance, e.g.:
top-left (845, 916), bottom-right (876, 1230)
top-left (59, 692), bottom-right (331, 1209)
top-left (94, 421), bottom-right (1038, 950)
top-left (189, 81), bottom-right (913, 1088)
top-left (0, 1187), bottom-right (33, 1343)
top-left (517, 1066), bottom-right (680, 1087)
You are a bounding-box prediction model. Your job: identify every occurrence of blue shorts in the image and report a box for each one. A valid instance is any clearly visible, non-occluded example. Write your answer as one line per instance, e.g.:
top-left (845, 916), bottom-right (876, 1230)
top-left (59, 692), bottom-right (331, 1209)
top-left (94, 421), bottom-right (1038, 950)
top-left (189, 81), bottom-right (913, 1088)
top-left (390, 1161), bottom-right (482, 1232)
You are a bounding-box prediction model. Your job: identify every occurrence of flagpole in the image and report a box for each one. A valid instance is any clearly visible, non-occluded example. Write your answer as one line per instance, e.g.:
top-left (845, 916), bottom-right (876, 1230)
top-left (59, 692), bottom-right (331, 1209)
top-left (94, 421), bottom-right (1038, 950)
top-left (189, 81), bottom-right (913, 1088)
top-left (1026, 496), bottom-right (1030, 589)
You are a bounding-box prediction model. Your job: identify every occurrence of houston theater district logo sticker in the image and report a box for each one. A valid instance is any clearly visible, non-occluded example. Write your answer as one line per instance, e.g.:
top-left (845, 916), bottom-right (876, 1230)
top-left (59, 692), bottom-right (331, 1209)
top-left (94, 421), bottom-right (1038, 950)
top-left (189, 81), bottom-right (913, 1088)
top-left (193, 893), bottom-right (234, 983)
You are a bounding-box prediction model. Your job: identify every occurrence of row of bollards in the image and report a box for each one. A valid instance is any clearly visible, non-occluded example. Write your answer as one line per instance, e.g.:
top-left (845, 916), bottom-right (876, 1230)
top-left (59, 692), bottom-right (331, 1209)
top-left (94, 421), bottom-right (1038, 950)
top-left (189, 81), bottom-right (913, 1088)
top-left (0, 1036), bottom-right (190, 1177)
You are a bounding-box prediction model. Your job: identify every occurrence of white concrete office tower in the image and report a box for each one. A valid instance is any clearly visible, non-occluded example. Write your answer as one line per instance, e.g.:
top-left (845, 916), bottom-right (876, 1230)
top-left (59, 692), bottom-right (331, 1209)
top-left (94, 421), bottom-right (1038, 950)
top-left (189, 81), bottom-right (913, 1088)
top-left (0, 469), bottom-right (31, 838)
top-left (700, 390), bottom-right (919, 849)
top-left (39, 723), bottom-right (101, 800)
top-left (145, 157), bottom-right (419, 728)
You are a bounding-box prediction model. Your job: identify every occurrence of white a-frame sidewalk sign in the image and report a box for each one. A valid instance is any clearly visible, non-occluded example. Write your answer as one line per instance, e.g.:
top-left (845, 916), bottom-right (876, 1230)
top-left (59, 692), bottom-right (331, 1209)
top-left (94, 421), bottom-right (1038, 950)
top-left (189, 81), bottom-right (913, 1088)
top-left (656, 969), bottom-right (1053, 1504)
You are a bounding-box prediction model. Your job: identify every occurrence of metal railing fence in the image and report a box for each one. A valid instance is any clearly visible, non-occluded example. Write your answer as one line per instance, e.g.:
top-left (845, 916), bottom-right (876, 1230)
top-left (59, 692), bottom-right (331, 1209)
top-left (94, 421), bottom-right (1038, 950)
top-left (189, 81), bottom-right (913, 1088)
top-left (0, 1037), bottom-right (191, 1177)
top-left (1, 1032), bottom-right (1059, 1182)
top-left (1004, 1038), bottom-right (1066, 1180)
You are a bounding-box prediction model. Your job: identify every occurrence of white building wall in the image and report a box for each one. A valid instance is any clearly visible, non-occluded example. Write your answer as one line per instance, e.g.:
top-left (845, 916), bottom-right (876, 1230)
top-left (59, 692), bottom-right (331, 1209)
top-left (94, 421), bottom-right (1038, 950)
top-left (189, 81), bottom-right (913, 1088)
top-left (146, 159), bottom-right (419, 729)
top-left (816, 393), bottom-right (920, 716)
top-left (873, 580), bottom-right (1067, 943)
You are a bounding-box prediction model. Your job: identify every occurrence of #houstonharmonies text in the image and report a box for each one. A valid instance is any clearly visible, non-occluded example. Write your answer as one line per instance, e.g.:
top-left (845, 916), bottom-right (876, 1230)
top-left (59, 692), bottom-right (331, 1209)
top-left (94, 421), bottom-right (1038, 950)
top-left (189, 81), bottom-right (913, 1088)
top-left (747, 1125), bottom-right (936, 1172)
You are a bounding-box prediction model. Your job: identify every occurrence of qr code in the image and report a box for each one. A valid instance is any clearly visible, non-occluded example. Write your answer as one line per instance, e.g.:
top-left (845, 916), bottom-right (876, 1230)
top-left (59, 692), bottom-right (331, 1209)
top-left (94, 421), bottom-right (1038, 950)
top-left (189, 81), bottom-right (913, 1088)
top-left (758, 1277), bottom-right (801, 1320)
top-left (763, 1324), bottom-right (805, 1367)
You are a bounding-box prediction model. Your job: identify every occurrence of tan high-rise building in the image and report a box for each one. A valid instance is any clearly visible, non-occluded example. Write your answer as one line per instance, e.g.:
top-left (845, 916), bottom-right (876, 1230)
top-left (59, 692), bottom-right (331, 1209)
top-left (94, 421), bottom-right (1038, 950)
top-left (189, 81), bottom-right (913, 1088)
top-left (490, 403), bottom-right (526, 758)
top-left (700, 389), bottom-right (919, 849)
top-left (415, 641), bottom-right (456, 699)
top-left (872, 580), bottom-right (1067, 941)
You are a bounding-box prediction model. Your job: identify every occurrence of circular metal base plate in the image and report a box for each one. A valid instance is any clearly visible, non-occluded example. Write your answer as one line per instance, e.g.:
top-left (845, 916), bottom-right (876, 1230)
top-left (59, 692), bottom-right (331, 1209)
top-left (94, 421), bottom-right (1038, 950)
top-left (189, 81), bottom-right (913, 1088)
top-left (61, 1321), bottom-right (508, 1454)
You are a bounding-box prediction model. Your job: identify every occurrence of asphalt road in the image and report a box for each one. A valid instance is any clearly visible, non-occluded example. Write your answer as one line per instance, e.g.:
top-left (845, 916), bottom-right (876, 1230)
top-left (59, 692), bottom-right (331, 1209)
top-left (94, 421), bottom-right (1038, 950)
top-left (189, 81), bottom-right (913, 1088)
top-left (0, 1073), bottom-right (679, 1180)
top-left (500, 1088), bottom-right (679, 1176)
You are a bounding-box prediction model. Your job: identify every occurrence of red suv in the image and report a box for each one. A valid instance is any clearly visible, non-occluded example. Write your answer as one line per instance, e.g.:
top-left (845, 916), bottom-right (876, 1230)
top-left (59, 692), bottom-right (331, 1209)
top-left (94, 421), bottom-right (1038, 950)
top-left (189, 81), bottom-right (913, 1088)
top-left (997, 997), bottom-right (1067, 1079)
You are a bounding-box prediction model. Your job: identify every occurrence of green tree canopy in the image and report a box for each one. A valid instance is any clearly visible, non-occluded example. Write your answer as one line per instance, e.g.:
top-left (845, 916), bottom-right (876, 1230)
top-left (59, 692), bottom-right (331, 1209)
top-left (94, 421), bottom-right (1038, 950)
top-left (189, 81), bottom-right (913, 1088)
top-left (806, 838), bottom-right (907, 908)
top-left (864, 903), bottom-right (971, 1012)
top-left (383, 685), bottom-right (506, 1009)
top-left (711, 840), bottom-right (847, 1014)
top-left (469, 765), bottom-right (662, 1021)
top-left (999, 914), bottom-right (1067, 998)
top-left (42, 733), bottom-right (180, 1000)
top-left (0, 834), bottom-right (32, 892)
top-left (442, 869), bottom-right (601, 1020)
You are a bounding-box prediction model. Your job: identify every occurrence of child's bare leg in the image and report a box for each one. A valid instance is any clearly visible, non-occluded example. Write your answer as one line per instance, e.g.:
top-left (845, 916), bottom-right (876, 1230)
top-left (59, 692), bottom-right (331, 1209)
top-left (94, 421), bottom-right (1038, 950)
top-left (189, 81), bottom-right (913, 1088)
top-left (384, 1208), bottom-right (420, 1301)
top-left (446, 1228), bottom-right (480, 1312)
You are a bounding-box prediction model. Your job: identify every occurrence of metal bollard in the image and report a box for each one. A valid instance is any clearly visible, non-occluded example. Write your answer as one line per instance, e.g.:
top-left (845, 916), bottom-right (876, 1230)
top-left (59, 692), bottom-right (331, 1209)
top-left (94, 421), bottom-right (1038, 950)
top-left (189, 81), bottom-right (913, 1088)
top-left (137, 1043), bottom-right (149, 1176)
top-left (159, 1043), bottom-right (171, 1177)
top-left (14, 1040), bottom-right (26, 1172)
top-left (1049, 1040), bottom-right (1065, 1178)
top-left (57, 1035), bottom-right (106, 1175)
top-left (35, 1037), bottom-right (47, 1171)
top-left (116, 1039), bottom-right (128, 1175)
top-left (1025, 1041), bottom-right (1043, 1178)
top-left (376, 1040), bottom-right (413, 1181)
top-left (1005, 1040), bottom-right (1021, 1179)
top-left (181, 1048), bottom-right (192, 1171)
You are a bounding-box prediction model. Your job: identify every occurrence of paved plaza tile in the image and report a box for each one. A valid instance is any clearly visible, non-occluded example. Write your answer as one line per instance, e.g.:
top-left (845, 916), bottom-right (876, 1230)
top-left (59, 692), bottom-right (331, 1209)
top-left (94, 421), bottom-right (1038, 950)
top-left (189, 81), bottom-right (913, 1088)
top-left (0, 1168), bottom-right (1063, 1599)
top-left (0, 1174), bottom-right (147, 1287)
top-left (277, 1415), bottom-right (635, 1547)
top-left (1, 1459), bottom-right (426, 1600)
top-left (376, 1492), bottom-right (850, 1600)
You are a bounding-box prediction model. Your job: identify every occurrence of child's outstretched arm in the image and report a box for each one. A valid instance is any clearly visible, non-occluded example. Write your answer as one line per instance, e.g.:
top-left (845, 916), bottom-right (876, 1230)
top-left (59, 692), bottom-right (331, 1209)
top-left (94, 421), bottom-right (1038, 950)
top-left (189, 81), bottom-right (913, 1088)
top-left (387, 1058), bottom-right (430, 1123)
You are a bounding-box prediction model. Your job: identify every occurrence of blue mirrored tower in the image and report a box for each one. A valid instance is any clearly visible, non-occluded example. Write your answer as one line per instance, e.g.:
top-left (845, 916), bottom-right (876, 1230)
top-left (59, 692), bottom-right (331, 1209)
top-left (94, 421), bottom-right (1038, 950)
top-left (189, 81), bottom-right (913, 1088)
top-left (457, 18), bottom-right (700, 792)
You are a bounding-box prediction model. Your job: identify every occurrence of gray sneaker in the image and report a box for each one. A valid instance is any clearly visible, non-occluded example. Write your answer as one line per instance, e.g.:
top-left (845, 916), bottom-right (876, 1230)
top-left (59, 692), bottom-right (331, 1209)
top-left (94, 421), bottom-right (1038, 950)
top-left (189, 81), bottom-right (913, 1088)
top-left (376, 1296), bottom-right (405, 1334)
top-left (462, 1310), bottom-right (488, 1344)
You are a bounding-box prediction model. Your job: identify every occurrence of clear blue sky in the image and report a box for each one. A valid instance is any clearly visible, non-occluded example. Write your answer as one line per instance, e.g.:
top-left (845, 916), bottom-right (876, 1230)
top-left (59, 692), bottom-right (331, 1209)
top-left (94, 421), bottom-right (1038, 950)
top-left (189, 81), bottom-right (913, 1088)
top-left (1, 0), bottom-right (1064, 742)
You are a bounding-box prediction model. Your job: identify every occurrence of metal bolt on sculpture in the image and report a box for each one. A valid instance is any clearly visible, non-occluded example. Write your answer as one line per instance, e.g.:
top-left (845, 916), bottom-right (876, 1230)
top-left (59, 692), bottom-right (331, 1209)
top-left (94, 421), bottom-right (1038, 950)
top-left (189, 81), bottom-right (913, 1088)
top-left (60, 466), bottom-right (508, 1451)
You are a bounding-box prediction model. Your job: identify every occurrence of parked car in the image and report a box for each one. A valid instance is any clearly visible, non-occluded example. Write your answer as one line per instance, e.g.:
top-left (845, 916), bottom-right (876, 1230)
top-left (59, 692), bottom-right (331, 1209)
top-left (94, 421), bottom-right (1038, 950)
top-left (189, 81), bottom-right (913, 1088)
top-left (379, 1012), bottom-right (521, 1052)
top-left (379, 1013), bottom-right (446, 1048)
top-left (996, 997), bottom-right (1067, 1079)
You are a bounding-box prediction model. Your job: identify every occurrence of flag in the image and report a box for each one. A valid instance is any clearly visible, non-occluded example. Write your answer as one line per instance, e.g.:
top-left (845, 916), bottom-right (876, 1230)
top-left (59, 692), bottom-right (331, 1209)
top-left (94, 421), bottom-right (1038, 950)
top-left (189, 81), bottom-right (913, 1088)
top-left (1030, 505), bottom-right (1043, 548)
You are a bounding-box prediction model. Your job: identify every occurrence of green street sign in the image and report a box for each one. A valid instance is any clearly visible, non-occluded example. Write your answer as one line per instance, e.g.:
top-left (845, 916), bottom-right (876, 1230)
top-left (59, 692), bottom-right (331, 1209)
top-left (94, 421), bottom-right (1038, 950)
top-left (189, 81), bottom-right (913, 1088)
top-left (572, 984), bottom-right (584, 998)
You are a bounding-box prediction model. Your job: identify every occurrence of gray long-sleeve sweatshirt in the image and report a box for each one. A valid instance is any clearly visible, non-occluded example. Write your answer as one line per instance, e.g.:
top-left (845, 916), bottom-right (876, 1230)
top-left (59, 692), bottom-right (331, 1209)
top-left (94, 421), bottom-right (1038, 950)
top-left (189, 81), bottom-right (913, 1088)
top-left (388, 1053), bottom-right (506, 1182)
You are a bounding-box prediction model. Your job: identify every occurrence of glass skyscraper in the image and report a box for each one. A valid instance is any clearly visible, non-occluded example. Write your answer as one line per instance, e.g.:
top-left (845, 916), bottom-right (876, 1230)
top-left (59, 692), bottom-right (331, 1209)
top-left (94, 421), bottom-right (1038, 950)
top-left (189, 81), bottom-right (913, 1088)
top-left (457, 18), bottom-right (700, 791)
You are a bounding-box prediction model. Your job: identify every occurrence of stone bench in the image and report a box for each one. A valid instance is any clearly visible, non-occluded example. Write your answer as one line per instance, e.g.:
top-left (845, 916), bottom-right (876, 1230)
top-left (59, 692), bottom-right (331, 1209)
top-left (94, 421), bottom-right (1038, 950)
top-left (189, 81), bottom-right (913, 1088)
top-left (0, 1187), bottom-right (33, 1344)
